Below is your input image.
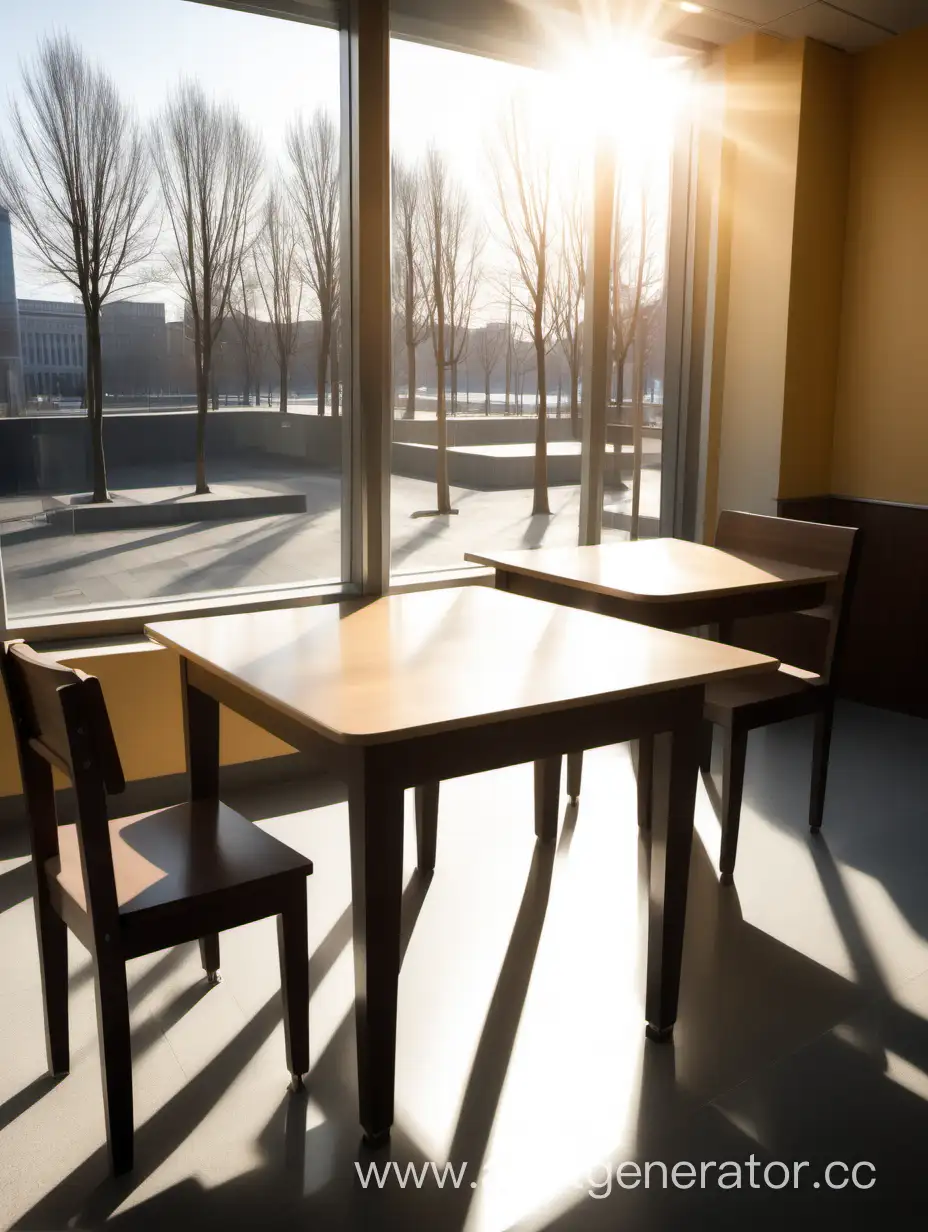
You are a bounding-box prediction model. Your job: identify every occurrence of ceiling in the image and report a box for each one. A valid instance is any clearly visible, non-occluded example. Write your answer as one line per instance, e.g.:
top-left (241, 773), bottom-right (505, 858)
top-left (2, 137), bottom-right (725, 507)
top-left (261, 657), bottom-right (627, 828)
top-left (283, 0), bottom-right (928, 58)
top-left (664, 1), bottom-right (928, 52)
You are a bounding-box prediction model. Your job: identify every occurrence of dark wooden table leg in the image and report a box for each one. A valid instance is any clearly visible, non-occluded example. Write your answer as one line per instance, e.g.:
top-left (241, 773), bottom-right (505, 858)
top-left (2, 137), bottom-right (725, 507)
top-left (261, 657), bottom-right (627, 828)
top-left (415, 782), bottom-right (439, 873)
top-left (348, 754), bottom-right (405, 1143)
top-left (181, 658), bottom-right (222, 984)
top-left (644, 701), bottom-right (700, 1042)
top-left (534, 756), bottom-right (562, 842)
top-left (566, 751), bottom-right (583, 805)
top-left (635, 736), bottom-right (654, 831)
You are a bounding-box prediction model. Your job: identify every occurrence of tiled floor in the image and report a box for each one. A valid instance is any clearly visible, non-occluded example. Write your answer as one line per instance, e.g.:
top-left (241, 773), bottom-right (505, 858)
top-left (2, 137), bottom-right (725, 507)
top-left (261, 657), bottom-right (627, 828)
top-left (1, 702), bottom-right (927, 1229)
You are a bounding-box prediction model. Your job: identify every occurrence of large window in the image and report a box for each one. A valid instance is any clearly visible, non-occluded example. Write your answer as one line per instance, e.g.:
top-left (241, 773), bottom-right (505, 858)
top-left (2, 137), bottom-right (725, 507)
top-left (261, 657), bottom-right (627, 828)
top-left (387, 30), bottom-right (689, 577)
top-left (0, 0), bottom-right (343, 625)
top-left (0, 0), bottom-right (695, 633)
top-left (389, 38), bottom-right (596, 576)
top-left (597, 52), bottom-right (685, 545)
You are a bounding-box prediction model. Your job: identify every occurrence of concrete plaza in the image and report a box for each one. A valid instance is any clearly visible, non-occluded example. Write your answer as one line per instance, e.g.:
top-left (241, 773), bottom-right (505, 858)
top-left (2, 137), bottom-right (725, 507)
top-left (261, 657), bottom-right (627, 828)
top-left (0, 459), bottom-right (660, 619)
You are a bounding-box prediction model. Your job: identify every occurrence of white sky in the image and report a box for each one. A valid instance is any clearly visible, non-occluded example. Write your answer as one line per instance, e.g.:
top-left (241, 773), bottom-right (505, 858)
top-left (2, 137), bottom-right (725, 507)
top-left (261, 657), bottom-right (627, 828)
top-left (1, 0), bottom-right (686, 322)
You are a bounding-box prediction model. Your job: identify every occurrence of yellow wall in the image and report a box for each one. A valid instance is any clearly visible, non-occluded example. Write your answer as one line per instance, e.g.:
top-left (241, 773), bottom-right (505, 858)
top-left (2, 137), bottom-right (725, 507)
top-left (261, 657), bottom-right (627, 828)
top-left (704, 35), bottom-right (805, 529)
top-left (832, 23), bottom-right (928, 503)
top-left (780, 40), bottom-right (851, 500)
top-left (0, 641), bottom-right (293, 800)
top-left (715, 36), bottom-right (804, 518)
top-left (703, 34), bottom-right (854, 528)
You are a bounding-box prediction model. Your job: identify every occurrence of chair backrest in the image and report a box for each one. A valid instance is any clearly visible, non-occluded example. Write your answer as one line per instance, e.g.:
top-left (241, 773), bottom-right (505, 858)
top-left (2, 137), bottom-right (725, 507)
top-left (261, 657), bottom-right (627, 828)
top-left (714, 511), bottom-right (860, 682)
top-left (1, 641), bottom-right (126, 934)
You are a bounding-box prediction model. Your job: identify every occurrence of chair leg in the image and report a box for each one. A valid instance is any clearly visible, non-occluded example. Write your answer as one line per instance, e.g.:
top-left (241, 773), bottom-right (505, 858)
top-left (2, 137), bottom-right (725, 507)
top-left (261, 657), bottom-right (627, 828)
top-left (719, 727), bottom-right (748, 886)
top-left (534, 756), bottom-right (562, 841)
top-left (199, 933), bottom-right (220, 985)
top-left (636, 735), bottom-right (654, 831)
top-left (34, 894), bottom-right (69, 1076)
top-left (566, 752), bottom-right (583, 806)
top-left (94, 955), bottom-right (134, 1175)
top-left (699, 720), bottom-right (713, 774)
top-left (278, 882), bottom-right (310, 1089)
top-left (414, 782), bottom-right (439, 873)
top-left (809, 698), bottom-right (835, 833)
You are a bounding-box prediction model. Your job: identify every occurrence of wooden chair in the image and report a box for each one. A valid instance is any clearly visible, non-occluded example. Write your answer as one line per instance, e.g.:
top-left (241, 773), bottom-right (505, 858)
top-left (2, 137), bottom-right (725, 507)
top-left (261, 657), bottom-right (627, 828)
top-left (0, 641), bottom-right (313, 1174)
top-left (701, 511), bottom-right (860, 884)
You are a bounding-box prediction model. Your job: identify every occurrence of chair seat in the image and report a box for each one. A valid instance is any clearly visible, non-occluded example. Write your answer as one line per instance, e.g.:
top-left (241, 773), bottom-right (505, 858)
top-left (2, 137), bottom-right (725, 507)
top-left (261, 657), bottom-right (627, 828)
top-left (704, 661), bottom-right (823, 725)
top-left (47, 800), bottom-right (313, 919)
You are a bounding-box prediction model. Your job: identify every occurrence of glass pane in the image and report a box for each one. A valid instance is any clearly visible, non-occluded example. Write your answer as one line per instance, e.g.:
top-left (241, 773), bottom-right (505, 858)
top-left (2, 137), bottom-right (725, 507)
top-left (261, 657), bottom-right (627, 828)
top-left (600, 55), bottom-right (689, 543)
top-left (389, 37), bottom-right (595, 577)
top-left (0, 0), bottom-right (343, 623)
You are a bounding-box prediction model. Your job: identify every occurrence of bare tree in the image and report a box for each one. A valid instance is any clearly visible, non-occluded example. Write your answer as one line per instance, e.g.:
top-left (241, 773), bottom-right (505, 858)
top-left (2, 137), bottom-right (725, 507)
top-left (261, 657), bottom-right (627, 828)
top-left (475, 322), bottom-right (505, 415)
top-left (152, 81), bottom-right (262, 493)
top-left (229, 264), bottom-right (265, 405)
top-left (392, 157), bottom-right (429, 419)
top-left (254, 182), bottom-right (302, 414)
top-left (288, 110), bottom-right (338, 417)
top-left (420, 146), bottom-right (458, 515)
top-left (330, 315), bottom-right (341, 417)
top-left (0, 34), bottom-right (156, 501)
top-left (551, 182), bottom-right (585, 440)
top-left (610, 182), bottom-right (649, 412)
top-left (445, 207), bottom-right (483, 415)
top-left (493, 102), bottom-right (555, 515)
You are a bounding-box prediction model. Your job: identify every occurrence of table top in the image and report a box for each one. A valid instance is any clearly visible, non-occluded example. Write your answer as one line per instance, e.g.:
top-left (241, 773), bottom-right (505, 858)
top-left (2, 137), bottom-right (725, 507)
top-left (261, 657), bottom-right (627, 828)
top-left (146, 588), bottom-right (777, 746)
top-left (464, 539), bottom-right (838, 604)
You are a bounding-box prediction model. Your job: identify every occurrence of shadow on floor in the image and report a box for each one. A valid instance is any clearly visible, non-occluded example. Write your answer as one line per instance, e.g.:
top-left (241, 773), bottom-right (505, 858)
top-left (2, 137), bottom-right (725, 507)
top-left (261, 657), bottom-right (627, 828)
top-left (12, 811), bottom-right (917, 1232)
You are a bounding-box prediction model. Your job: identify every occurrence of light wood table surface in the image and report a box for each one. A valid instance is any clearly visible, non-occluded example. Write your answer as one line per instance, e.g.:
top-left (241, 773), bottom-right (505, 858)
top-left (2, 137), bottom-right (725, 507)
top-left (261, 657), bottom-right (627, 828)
top-left (146, 587), bottom-right (776, 1142)
top-left (465, 538), bottom-right (839, 630)
top-left (466, 536), bottom-right (838, 835)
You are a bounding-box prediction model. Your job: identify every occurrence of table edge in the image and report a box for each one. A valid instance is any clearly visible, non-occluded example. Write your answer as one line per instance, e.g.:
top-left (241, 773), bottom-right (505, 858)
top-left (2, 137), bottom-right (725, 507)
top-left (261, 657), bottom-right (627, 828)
top-left (463, 547), bottom-right (838, 602)
top-left (145, 622), bottom-right (781, 747)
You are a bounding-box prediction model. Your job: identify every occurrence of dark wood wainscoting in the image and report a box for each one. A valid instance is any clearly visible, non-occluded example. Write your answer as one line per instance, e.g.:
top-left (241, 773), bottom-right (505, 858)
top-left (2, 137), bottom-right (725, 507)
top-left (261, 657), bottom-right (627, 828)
top-left (778, 495), bottom-right (928, 718)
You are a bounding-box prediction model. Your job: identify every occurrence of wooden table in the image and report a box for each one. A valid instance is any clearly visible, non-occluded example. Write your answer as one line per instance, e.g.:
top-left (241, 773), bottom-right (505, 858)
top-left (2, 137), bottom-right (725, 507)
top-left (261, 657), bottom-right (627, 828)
top-left (465, 538), bottom-right (839, 815)
top-left (146, 587), bottom-right (775, 1141)
top-left (465, 538), bottom-right (839, 632)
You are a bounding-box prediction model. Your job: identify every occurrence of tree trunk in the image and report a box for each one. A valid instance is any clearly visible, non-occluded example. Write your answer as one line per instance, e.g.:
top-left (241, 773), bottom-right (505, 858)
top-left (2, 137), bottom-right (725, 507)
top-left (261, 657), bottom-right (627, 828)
top-left (532, 329), bottom-right (550, 516)
top-left (404, 342), bottom-right (417, 419)
top-left (87, 312), bottom-right (109, 503)
top-left (616, 360), bottom-right (625, 417)
top-left (331, 331), bottom-right (340, 418)
top-left (279, 355), bottom-right (288, 414)
top-left (450, 360), bottom-right (458, 417)
top-left (436, 352), bottom-right (450, 514)
top-left (557, 378), bottom-right (562, 417)
top-left (504, 345), bottom-right (511, 413)
top-left (195, 330), bottom-right (211, 495)
top-left (317, 312), bottom-right (331, 416)
top-left (485, 369), bottom-right (491, 415)
top-left (631, 349), bottom-right (644, 541)
top-left (570, 366), bottom-right (580, 440)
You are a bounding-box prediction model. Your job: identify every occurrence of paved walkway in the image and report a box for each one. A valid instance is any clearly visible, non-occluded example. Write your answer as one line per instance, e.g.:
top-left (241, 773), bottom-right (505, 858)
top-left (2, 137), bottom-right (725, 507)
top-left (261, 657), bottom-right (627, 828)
top-left (0, 461), bottom-right (660, 619)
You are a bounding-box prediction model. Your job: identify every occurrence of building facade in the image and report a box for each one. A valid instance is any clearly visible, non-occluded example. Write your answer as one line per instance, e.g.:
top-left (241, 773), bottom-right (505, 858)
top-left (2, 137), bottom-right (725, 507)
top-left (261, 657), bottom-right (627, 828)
top-left (18, 299), bottom-right (167, 401)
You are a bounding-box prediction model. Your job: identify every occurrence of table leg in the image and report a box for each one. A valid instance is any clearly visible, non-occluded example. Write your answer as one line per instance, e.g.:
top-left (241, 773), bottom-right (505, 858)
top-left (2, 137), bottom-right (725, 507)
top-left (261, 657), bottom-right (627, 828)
top-left (634, 737), bottom-right (654, 831)
top-left (348, 761), bottom-right (405, 1142)
top-left (414, 782), bottom-right (439, 873)
top-left (566, 751), bottom-right (583, 805)
top-left (181, 659), bottom-right (221, 984)
top-left (645, 719), bottom-right (700, 1042)
top-left (534, 756), bottom-right (562, 841)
